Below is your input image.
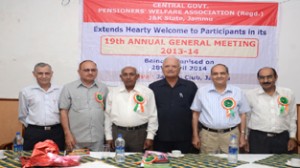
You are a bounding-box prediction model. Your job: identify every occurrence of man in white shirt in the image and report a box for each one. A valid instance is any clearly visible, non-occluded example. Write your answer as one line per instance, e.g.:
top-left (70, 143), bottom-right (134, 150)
top-left (105, 66), bottom-right (158, 152)
top-left (19, 62), bottom-right (65, 150)
top-left (246, 67), bottom-right (297, 153)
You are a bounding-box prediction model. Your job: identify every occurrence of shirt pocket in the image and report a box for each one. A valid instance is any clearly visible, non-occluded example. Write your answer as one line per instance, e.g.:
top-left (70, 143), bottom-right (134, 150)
top-left (71, 96), bottom-right (89, 112)
top-left (90, 98), bottom-right (103, 110)
top-left (27, 95), bottom-right (41, 108)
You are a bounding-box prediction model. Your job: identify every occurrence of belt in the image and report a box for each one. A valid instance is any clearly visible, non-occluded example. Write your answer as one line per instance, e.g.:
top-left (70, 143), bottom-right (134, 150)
top-left (202, 125), bottom-right (237, 133)
top-left (113, 123), bottom-right (148, 131)
top-left (251, 129), bottom-right (286, 137)
top-left (28, 124), bottom-right (61, 131)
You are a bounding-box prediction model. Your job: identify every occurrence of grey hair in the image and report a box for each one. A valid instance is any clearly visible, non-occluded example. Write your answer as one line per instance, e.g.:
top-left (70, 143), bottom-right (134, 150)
top-left (210, 64), bottom-right (229, 74)
top-left (33, 62), bottom-right (52, 72)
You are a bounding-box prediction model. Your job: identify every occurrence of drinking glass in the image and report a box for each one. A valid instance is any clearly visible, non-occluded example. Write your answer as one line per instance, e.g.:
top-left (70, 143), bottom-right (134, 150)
top-left (102, 144), bottom-right (111, 159)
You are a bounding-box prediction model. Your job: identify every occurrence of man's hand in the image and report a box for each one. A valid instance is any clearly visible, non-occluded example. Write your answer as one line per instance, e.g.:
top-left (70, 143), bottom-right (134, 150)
top-left (106, 140), bottom-right (114, 149)
top-left (239, 135), bottom-right (246, 148)
top-left (144, 139), bottom-right (153, 150)
top-left (192, 135), bottom-right (201, 149)
top-left (244, 139), bottom-right (250, 152)
top-left (65, 132), bottom-right (76, 150)
top-left (288, 139), bottom-right (297, 151)
top-left (192, 111), bottom-right (200, 149)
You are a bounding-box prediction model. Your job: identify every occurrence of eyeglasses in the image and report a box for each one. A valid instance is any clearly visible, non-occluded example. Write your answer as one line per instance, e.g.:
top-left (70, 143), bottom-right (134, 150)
top-left (258, 75), bottom-right (274, 80)
top-left (82, 68), bottom-right (97, 72)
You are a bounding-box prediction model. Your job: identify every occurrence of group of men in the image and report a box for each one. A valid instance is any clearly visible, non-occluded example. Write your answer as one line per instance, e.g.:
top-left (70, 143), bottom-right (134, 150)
top-left (18, 56), bottom-right (297, 155)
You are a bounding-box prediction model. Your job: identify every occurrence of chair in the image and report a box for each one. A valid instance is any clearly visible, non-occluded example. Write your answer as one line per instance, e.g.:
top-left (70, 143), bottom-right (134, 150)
top-left (0, 142), bottom-right (13, 150)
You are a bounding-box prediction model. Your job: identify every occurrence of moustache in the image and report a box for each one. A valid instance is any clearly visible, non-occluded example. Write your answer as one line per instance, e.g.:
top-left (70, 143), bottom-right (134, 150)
top-left (262, 82), bottom-right (271, 85)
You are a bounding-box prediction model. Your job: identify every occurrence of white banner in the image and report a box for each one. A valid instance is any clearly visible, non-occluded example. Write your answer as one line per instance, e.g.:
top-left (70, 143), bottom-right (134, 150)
top-left (82, 0), bottom-right (279, 88)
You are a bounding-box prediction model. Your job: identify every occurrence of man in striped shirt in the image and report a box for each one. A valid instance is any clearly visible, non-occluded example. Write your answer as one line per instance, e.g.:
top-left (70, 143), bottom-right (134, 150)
top-left (191, 64), bottom-right (250, 153)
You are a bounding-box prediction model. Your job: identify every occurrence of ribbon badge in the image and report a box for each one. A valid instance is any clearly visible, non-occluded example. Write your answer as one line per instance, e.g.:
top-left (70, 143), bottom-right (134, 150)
top-left (221, 97), bottom-right (237, 118)
top-left (278, 96), bottom-right (289, 114)
top-left (95, 92), bottom-right (104, 110)
top-left (133, 93), bottom-right (145, 112)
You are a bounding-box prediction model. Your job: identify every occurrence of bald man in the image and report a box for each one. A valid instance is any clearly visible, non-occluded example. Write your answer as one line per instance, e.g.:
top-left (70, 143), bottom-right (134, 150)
top-left (105, 66), bottom-right (158, 152)
top-left (149, 56), bottom-right (198, 153)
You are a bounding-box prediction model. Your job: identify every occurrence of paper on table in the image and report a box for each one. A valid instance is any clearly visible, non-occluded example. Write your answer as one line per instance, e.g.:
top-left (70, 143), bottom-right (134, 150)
top-left (68, 161), bottom-right (118, 168)
top-left (90, 152), bottom-right (116, 159)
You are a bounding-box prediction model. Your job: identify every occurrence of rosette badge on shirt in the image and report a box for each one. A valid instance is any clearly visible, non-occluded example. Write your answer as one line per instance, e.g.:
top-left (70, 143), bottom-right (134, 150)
top-left (95, 92), bottom-right (105, 110)
top-left (221, 97), bottom-right (236, 118)
top-left (278, 96), bottom-right (289, 114)
top-left (134, 93), bottom-right (145, 112)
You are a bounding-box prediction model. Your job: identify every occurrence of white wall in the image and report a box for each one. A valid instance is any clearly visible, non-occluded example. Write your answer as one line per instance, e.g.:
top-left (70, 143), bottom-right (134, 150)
top-left (277, 0), bottom-right (300, 103)
top-left (0, 0), bottom-right (80, 97)
top-left (0, 0), bottom-right (300, 103)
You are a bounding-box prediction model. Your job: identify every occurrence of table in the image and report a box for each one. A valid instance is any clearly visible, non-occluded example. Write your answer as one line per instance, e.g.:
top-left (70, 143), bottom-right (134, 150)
top-left (0, 150), bottom-right (299, 168)
top-left (78, 153), bottom-right (273, 168)
top-left (73, 153), bottom-right (300, 168)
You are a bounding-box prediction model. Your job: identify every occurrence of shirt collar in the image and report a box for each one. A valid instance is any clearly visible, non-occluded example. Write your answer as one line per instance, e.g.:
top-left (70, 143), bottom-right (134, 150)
top-left (33, 83), bottom-right (60, 92)
top-left (208, 84), bottom-right (233, 94)
top-left (118, 84), bottom-right (142, 93)
top-left (257, 87), bottom-right (266, 95)
top-left (158, 78), bottom-right (184, 87)
top-left (76, 80), bottom-right (98, 88)
top-left (257, 86), bottom-right (279, 95)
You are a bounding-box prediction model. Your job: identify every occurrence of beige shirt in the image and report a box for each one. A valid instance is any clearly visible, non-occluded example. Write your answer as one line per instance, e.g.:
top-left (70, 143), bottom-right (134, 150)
top-left (105, 84), bottom-right (158, 140)
top-left (246, 87), bottom-right (296, 138)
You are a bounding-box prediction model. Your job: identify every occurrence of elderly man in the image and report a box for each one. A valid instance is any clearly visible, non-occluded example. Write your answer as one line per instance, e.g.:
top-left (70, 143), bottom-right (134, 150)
top-left (191, 64), bottom-right (250, 153)
top-left (246, 67), bottom-right (297, 153)
top-left (105, 66), bottom-right (158, 152)
top-left (19, 62), bottom-right (65, 150)
top-left (149, 56), bottom-right (198, 153)
top-left (59, 60), bottom-right (108, 151)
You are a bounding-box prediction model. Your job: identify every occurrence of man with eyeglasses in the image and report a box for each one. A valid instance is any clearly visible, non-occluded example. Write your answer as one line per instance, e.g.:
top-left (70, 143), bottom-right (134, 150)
top-left (59, 60), bottom-right (108, 151)
top-left (245, 67), bottom-right (297, 153)
top-left (191, 64), bottom-right (250, 153)
top-left (19, 62), bottom-right (65, 150)
top-left (104, 66), bottom-right (158, 152)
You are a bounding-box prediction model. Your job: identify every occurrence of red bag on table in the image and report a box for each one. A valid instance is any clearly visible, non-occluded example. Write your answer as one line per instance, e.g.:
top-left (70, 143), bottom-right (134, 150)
top-left (21, 140), bottom-right (80, 168)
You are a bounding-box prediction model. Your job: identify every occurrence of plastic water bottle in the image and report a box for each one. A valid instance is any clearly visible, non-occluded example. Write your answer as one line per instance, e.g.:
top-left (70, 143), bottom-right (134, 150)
top-left (115, 133), bottom-right (125, 163)
top-left (228, 134), bottom-right (238, 164)
top-left (13, 132), bottom-right (23, 160)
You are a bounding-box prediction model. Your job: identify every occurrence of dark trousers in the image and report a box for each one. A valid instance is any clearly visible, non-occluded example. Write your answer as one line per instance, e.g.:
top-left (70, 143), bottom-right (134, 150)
top-left (249, 129), bottom-right (290, 154)
top-left (23, 124), bottom-right (65, 151)
top-left (112, 124), bottom-right (147, 152)
top-left (154, 140), bottom-right (199, 154)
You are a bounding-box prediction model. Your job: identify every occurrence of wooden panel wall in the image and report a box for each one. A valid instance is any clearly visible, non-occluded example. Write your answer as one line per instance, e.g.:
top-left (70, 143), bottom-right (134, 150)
top-left (0, 99), bottom-right (22, 145)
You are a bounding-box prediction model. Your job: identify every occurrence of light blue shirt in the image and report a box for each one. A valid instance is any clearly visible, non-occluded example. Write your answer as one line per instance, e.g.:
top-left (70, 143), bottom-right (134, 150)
top-left (191, 84), bottom-right (250, 129)
top-left (18, 84), bottom-right (61, 127)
